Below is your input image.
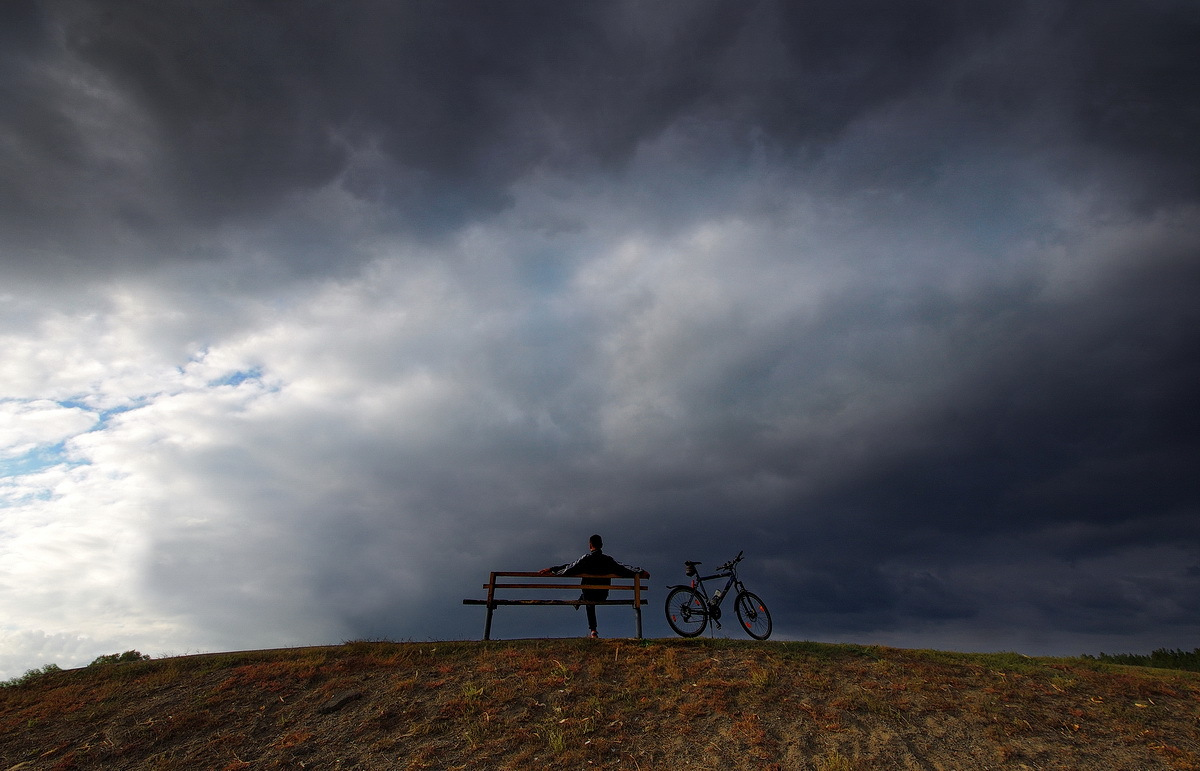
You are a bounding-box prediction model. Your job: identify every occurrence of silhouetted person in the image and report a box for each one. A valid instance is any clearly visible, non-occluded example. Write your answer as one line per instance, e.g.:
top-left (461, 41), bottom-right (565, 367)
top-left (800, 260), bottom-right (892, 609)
top-left (539, 534), bottom-right (650, 638)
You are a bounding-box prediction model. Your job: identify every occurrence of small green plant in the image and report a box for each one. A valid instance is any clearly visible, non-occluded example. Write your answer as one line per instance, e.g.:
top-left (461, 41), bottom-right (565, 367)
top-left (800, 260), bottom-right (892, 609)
top-left (545, 725), bottom-right (566, 753)
top-left (1082, 648), bottom-right (1200, 672)
top-left (89, 650), bottom-right (151, 666)
top-left (817, 748), bottom-right (855, 771)
top-left (749, 664), bottom-right (775, 689)
top-left (0, 663), bottom-right (62, 688)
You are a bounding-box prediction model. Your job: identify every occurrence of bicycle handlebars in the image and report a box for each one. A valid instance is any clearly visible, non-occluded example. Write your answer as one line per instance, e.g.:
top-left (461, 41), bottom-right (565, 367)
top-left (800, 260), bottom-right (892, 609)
top-left (688, 550), bottom-right (744, 573)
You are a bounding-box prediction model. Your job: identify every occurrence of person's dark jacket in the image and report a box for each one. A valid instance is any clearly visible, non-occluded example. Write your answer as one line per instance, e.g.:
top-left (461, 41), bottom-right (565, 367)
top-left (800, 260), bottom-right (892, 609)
top-left (549, 550), bottom-right (646, 597)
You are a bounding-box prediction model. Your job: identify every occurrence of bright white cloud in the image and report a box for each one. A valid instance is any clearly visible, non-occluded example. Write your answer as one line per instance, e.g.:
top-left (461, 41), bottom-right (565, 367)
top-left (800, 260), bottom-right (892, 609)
top-left (0, 400), bottom-right (98, 457)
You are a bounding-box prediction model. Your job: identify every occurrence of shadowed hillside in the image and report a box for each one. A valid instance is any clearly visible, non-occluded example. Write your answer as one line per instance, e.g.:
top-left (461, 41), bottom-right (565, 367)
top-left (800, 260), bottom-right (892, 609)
top-left (3, 639), bottom-right (1199, 770)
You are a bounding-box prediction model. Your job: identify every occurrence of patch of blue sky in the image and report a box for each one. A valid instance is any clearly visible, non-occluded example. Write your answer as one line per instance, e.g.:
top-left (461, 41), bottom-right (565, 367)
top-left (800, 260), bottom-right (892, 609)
top-left (95, 403), bottom-right (138, 421)
top-left (0, 399), bottom-right (132, 481)
top-left (0, 484), bottom-right (54, 507)
top-left (207, 367), bottom-right (264, 389)
top-left (0, 441), bottom-right (82, 480)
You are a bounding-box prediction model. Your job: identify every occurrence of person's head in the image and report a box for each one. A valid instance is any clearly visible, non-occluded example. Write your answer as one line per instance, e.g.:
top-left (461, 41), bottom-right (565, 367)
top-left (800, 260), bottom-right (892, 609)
top-left (589, 534), bottom-right (603, 551)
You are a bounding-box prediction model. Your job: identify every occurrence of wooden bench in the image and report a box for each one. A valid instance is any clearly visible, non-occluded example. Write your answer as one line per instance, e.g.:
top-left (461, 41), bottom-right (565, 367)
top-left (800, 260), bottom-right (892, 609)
top-left (462, 572), bottom-right (649, 640)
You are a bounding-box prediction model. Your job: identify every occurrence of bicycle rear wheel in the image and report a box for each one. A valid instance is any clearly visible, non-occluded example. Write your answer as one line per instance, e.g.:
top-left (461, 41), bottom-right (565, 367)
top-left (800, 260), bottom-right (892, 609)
top-left (735, 591), bottom-right (772, 640)
top-left (665, 587), bottom-right (707, 637)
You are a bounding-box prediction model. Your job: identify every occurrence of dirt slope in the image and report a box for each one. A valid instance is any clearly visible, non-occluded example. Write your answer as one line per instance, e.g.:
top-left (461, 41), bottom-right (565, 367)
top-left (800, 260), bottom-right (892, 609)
top-left (3, 639), bottom-right (1199, 770)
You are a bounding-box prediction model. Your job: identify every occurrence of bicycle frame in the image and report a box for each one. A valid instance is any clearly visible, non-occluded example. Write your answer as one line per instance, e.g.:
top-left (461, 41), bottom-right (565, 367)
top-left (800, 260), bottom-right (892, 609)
top-left (687, 569), bottom-right (743, 618)
top-left (667, 560), bottom-right (747, 627)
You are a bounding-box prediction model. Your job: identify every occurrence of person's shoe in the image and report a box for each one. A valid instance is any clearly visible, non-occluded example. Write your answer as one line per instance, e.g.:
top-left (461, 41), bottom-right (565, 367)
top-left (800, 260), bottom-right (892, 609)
top-left (588, 630), bottom-right (599, 639)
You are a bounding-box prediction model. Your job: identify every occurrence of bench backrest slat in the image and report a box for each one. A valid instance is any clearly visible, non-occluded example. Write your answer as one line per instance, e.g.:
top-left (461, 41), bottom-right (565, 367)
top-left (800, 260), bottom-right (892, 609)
top-left (488, 571), bottom-right (639, 578)
top-left (485, 582), bottom-right (642, 591)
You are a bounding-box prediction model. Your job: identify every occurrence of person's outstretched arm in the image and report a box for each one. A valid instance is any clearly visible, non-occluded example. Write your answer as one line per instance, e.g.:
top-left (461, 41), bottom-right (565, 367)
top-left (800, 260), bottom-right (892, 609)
top-left (603, 555), bottom-right (650, 579)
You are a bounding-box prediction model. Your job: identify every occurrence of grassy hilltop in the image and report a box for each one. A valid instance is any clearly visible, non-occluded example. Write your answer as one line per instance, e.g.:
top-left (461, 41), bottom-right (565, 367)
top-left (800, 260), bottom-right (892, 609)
top-left (3, 638), bottom-right (1200, 770)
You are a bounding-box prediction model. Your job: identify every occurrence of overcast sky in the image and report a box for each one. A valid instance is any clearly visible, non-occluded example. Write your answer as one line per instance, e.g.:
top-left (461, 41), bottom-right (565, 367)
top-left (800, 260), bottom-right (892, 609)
top-left (2, 0), bottom-right (1198, 678)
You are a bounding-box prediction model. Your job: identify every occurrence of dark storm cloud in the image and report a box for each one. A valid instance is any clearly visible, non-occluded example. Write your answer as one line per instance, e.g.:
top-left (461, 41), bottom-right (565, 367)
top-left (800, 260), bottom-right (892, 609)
top-left (1066, 1), bottom-right (1200, 203)
top-left (0, 1), bottom-right (48, 56)
top-left (819, 256), bottom-right (1199, 533)
top-left (9, 0), bottom-right (1194, 270)
top-left (746, 1), bottom-right (1016, 141)
top-left (7, 1), bottom-right (739, 276)
top-left (738, 215), bottom-right (1200, 626)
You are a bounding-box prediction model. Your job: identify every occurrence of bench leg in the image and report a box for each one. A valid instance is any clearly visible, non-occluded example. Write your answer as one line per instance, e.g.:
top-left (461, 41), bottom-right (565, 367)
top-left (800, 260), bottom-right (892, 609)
top-left (483, 572), bottom-right (497, 641)
top-left (635, 605), bottom-right (643, 639)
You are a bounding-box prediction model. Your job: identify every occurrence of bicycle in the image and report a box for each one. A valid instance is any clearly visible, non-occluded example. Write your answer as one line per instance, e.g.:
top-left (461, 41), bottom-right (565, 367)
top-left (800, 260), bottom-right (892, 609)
top-left (664, 551), bottom-right (772, 639)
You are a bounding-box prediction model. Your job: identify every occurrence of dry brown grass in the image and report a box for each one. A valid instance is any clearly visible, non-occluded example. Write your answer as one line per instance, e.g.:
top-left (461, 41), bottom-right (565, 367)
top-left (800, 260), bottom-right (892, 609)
top-left (3, 639), bottom-right (1200, 770)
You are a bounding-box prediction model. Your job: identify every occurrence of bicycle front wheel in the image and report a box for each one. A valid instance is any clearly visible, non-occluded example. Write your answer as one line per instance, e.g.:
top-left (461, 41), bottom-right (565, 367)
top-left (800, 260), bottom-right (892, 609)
top-left (665, 587), bottom-right (707, 637)
top-left (735, 591), bottom-right (772, 640)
